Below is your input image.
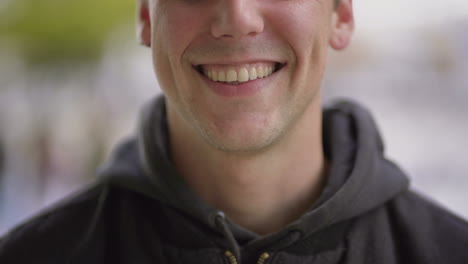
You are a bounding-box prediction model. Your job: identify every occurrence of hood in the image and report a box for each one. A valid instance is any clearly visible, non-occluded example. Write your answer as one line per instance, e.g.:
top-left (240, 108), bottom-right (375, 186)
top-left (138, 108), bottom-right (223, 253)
top-left (98, 94), bottom-right (409, 251)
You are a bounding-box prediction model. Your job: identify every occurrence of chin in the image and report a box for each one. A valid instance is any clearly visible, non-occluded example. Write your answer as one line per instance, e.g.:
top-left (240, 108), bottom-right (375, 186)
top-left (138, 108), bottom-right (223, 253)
top-left (206, 136), bottom-right (277, 154)
top-left (200, 118), bottom-right (283, 154)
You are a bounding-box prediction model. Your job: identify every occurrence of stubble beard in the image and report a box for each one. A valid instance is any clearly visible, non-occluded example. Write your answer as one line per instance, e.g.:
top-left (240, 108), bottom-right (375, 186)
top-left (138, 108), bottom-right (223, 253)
top-left (178, 91), bottom-right (315, 156)
top-left (193, 110), bottom-right (287, 155)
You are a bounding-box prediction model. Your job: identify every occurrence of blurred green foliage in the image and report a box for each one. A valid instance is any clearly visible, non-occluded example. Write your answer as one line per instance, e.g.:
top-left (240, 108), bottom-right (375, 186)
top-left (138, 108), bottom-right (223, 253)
top-left (0, 0), bottom-right (135, 65)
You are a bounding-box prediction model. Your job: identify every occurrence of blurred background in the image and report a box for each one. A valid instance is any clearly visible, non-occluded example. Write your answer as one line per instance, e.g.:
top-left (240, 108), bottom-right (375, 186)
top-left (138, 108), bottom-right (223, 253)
top-left (0, 0), bottom-right (467, 235)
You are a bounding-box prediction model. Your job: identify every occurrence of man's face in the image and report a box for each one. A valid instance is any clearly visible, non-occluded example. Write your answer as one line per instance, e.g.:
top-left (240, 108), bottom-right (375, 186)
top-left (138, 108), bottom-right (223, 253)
top-left (140, 0), bottom-right (353, 153)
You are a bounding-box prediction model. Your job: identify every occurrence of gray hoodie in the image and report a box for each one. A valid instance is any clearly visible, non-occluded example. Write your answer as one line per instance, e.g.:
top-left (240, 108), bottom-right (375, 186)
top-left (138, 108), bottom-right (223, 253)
top-left (1, 95), bottom-right (467, 264)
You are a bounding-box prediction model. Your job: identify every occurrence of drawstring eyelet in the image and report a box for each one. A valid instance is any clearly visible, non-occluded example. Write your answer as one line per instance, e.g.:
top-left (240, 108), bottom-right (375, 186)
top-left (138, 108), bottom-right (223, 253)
top-left (256, 252), bottom-right (270, 264)
top-left (225, 250), bottom-right (238, 264)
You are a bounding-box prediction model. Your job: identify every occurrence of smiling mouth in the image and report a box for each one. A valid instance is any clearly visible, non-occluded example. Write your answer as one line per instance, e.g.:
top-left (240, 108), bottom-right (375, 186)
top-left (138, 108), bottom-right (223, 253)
top-left (195, 62), bottom-right (286, 84)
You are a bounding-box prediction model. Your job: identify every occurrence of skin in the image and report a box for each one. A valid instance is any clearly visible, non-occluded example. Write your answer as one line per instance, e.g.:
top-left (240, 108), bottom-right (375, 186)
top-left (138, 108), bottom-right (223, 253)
top-left (138, 0), bottom-right (354, 235)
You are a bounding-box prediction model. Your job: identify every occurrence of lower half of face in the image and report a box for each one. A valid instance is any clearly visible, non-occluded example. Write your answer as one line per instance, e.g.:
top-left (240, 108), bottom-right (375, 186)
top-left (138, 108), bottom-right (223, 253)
top-left (155, 50), bottom-right (327, 154)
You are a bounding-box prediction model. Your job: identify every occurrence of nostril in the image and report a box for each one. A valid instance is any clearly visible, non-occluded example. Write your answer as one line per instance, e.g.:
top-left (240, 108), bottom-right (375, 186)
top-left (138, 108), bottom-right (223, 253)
top-left (217, 34), bottom-right (235, 39)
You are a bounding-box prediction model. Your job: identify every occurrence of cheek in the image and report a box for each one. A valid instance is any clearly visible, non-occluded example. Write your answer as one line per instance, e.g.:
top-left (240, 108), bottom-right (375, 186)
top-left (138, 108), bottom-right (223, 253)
top-left (151, 4), bottom-right (209, 96)
top-left (154, 3), bottom-right (210, 64)
top-left (266, 1), bottom-right (330, 63)
top-left (264, 1), bottom-right (331, 104)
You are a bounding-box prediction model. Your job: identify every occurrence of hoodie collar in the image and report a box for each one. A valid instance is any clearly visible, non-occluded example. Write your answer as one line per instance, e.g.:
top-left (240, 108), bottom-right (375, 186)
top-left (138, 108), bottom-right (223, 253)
top-left (99, 95), bottom-right (409, 250)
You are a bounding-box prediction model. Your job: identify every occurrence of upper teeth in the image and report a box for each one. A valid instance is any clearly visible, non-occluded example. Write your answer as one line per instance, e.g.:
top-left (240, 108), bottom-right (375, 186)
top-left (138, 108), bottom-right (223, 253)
top-left (202, 63), bottom-right (276, 83)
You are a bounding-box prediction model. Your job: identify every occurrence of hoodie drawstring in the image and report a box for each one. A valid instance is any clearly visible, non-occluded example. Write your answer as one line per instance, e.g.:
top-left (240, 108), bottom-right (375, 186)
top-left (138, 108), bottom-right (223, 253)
top-left (214, 212), bottom-right (273, 264)
top-left (214, 212), bottom-right (241, 262)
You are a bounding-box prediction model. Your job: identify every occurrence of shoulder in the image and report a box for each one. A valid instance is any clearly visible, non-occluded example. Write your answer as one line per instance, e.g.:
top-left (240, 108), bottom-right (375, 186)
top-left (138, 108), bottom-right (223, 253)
top-left (388, 190), bottom-right (468, 238)
top-left (0, 183), bottom-right (107, 263)
top-left (355, 190), bottom-right (468, 263)
top-left (392, 191), bottom-right (468, 262)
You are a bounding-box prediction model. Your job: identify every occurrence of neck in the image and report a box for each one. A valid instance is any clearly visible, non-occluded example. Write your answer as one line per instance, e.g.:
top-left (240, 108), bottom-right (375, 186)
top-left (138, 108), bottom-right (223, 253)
top-left (168, 99), bottom-right (326, 235)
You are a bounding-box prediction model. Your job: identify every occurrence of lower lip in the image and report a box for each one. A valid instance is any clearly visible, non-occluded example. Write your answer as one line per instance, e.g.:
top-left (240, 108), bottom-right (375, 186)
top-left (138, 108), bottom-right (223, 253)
top-left (197, 67), bottom-right (283, 98)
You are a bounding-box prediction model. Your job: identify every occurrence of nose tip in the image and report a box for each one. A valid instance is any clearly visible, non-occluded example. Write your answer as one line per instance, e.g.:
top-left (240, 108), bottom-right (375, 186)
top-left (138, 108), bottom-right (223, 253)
top-left (211, 0), bottom-right (264, 39)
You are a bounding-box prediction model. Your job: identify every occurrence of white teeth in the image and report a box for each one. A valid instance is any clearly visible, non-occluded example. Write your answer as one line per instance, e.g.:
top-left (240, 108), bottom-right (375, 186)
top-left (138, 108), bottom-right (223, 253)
top-left (257, 66), bottom-right (265, 78)
top-left (218, 71), bottom-right (226, 82)
top-left (238, 68), bottom-right (249, 82)
top-left (201, 64), bottom-right (278, 83)
top-left (249, 67), bottom-right (257, 80)
top-left (227, 70), bottom-right (237, 82)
